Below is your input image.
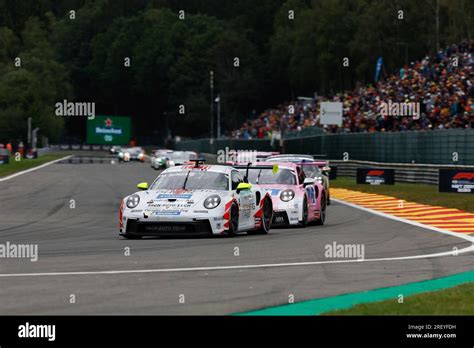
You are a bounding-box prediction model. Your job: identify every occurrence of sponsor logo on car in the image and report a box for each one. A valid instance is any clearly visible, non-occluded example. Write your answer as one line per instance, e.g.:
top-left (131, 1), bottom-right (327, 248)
top-left (157, 194), bottom-right (193, 199)
top-left (153, 211), bottom-right (181, 216)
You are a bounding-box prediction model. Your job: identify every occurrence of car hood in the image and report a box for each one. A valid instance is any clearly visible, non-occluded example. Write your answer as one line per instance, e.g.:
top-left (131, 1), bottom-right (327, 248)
top-left (129, 189), bottom-right (230, 211)
top-left (257, 184), bottom-right (300, 197)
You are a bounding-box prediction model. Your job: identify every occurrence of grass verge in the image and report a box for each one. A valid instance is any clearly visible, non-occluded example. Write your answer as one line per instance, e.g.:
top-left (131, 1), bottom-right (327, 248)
top-left (331, 176), bottom-right (474, 213)
top-left (324, 283), bottom-right (474, 315)
top-left (0, 153), bottom-right (71, 178)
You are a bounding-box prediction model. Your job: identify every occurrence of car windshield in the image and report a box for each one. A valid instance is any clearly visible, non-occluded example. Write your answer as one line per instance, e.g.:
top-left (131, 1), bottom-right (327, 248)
top-left (125, 148), bottom-right (141, 154)
top-left (243, 168), bottom-right (297, 185)
top-left (301, 165), bottom-right (321, 177)
top-left (151, 171), bottom-right (229, 190)
top-left (169, 152), bottom-right (189, 160)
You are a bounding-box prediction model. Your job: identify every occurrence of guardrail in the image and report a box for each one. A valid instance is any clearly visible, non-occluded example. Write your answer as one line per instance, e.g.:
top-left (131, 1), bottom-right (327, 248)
top-left (51, 144), bottom-right (112, 151)
top-left (330, 160), bottom-right (474, 185)
top-left (200, 154), bottom-right (474, 185)
top-left (174, 129), bottom-right (474, 165)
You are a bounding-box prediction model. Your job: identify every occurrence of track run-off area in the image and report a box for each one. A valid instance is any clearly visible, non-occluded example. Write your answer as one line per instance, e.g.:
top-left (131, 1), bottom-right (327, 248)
top-left (0, 161), bottom-right (472, 314)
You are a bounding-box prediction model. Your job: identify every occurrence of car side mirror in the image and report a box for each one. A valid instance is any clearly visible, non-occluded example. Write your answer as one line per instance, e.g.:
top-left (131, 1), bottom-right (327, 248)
top-left (303, 178), bottom-right (316, 187)
top-left (236, 182), bottom-right (252, 194)
top-left (137, 182), bottom-right (149, 190)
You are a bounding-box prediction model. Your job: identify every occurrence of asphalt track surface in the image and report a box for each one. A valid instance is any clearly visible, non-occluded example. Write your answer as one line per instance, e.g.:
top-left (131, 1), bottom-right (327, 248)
top-left (0, 160), bottom-right (472, 314)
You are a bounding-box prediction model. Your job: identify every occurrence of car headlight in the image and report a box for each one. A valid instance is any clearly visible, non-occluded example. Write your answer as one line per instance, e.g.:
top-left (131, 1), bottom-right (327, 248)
top-left (315, 176), bottom-right (323, 184)
top-left (126, 194), bottom-right (140, 208)
top-left (280, 189), bottom-right (295, 202)
top-left (204, 195), bottom-right (221, 209)
top-left (118, 152), bottom-right (124, 158)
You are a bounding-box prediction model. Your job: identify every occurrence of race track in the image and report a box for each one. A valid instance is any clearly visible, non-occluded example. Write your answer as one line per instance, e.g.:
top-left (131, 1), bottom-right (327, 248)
top-left (0, 160), bottom-right (472, 314)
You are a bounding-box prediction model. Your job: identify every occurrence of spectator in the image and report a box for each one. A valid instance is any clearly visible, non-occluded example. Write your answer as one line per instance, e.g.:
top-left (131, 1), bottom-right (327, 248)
top-left (231, 40), bottom-right (473, 138)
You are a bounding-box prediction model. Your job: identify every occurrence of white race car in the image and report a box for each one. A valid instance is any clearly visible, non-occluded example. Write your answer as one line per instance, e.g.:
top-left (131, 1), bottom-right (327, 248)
top-left (150, 149), bottom-right (173, 170)
top-left (119, 161), bottom-right (273, 238)
top-left (118, 147), bottom-right (145, 162)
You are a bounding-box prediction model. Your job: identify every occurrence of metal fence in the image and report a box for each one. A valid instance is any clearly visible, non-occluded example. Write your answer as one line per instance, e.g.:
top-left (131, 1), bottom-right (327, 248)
top-left (175, 129), bottom-right (474, 165)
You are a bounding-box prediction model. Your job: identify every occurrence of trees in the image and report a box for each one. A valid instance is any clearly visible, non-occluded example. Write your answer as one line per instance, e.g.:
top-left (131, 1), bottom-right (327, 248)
top-left (0, 0), bottom-right (471, 142)
top-left (0, 16), bottom-right (71, 143)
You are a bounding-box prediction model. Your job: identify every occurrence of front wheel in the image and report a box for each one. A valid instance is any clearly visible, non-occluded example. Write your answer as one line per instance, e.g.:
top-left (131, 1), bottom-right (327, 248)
top-left (226, 203), bottom-right (239, 237)
top-left (248, 197), bottom-right (273, 235)
top-left (315, 195), bottom-right (326, 226)
top-left (299, 196), bottom-right (308, 227)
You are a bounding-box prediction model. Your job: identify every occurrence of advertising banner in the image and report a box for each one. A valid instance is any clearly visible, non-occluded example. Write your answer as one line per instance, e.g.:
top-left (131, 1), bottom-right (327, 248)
top-left (356, 168), bottom-right (395, 185)
top-left (87, 115), bottom-right (131, 145)
top-left (439, 170), bottom-right (474, 193)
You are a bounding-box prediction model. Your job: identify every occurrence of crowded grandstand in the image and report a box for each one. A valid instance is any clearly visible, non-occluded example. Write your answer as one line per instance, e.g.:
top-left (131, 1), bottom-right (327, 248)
top-left (231, 40), bottom-right (473, 139)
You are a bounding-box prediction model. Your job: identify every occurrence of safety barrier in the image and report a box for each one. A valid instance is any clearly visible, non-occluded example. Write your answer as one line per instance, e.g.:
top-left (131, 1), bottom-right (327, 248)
top-left (330, 160), bottom-right (474, 185)
top-left (175, 129), bottom-right (474, 165)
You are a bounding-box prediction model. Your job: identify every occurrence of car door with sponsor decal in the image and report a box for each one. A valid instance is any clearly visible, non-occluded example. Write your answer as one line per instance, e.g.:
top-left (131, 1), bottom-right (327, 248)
top-left (232, 170), bottom-right (254, 229)
top-left (298, 166), bottom-right (317, 214)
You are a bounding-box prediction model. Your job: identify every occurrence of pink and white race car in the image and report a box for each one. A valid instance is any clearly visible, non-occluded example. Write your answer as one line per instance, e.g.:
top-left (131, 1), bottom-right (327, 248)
top-left (236, 162), bottom-right (326, 227)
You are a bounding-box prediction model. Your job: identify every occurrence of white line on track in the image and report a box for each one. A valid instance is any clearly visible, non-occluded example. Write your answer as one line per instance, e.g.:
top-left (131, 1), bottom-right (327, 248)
top-left (0, 197), bottom-right (471, 278)
top-left (332, 198), bottom-right (474, 243)
top-left (0, 245), bottom-right (472, 278)
top-left (0, 155), bottom-right (73, 182)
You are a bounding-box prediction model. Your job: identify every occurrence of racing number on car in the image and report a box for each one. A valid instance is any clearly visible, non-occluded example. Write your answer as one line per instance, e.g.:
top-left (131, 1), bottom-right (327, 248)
top-left (306, 186), bottom-right (316, 204)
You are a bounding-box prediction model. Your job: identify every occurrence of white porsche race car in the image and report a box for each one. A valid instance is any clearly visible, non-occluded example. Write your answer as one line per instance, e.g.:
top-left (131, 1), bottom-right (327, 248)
top-left (119, 161), bottom-right (273, 238)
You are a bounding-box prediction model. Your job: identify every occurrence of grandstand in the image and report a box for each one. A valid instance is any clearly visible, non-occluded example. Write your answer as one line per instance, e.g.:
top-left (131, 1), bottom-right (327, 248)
top-left (231, 40), bottom-right (473, 139)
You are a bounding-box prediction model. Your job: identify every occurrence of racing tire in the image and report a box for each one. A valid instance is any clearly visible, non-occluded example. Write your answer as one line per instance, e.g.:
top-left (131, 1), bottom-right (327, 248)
top-left (314, 195), bottom-right (327, 226)
top-left (248, 197), bottom-right (273, 235)
top-left (226, 202), bottom-right (239, 237)
top-left (299, 196), bottom-right (308, 227)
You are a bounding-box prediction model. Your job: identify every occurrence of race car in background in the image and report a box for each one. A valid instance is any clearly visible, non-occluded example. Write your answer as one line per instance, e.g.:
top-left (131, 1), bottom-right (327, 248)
top-left (264, 154), bottom-right (331, 205)
top-left (150, 149), bottom-right (173, 170)
top-left (256, 151), bottom-right (280, 162)
top-left (118, 147), bottom-right (146, 162)
top-left (225, 151), bottom-right (280, 165)
top-left (120, 160), bottom-right (273, 238)
top-left (110, 146), bottom-right (122, 154)
top-left (236, 162), bottom-right (326, 226)
top-left (167, 151), bottom-right (198, 166)
top-left (266, 154), bottom-right (332, 176)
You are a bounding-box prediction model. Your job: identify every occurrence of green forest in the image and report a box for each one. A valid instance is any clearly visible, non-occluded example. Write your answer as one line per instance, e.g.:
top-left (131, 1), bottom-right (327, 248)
top-left (0, 0), bottom-right (472, 143)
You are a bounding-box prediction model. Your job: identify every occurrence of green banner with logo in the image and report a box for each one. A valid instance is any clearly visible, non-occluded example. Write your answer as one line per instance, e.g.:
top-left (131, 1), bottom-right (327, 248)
top-left (87, 115), bottom-right (131, 145)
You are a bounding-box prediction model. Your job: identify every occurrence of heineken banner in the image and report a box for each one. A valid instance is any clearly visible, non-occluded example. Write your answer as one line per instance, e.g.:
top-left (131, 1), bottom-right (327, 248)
top-left (87, 115), bottom-right (131, 145)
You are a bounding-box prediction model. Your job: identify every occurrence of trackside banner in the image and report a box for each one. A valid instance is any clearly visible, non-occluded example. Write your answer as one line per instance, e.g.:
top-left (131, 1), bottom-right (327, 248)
top-left (356, 168), bottom-right (395, 185)
top-left (86, 115), bottom-right (131, 145)
top-left (439, 169), bottom-right (474, 193)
